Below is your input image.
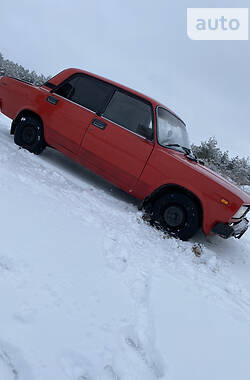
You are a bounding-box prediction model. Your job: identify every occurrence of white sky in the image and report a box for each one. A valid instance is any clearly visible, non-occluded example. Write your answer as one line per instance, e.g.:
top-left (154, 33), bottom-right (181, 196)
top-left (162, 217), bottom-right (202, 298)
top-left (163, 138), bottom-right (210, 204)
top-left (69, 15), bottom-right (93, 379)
top-left (1, 0), bottom-right (249, 156)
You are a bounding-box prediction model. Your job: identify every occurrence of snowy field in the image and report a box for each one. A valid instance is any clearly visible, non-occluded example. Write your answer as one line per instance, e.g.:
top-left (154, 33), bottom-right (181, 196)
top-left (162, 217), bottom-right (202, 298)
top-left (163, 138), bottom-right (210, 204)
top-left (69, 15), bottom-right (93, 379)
top-left (0, 112), bottom-right (250, 380)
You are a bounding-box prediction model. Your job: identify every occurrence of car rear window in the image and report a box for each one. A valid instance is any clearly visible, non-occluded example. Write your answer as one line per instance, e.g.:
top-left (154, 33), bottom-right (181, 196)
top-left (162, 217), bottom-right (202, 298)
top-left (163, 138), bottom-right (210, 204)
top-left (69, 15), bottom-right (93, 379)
top-left (55, 75), bottom-right (114, 114)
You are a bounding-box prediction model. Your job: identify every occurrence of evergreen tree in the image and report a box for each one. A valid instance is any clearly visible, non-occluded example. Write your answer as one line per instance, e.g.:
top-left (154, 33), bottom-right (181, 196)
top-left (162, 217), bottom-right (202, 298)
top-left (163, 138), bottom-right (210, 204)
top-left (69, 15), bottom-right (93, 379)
top-left (192, 138), bottom-right (250, 188)
top-left (0, 52), bottom-right (50, 85)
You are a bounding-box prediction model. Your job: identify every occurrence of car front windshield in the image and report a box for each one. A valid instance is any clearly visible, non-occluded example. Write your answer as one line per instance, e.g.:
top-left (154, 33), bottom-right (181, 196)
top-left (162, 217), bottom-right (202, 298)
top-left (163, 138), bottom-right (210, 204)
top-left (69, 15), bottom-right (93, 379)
top-left (157, 107), bottom-right (191, 152)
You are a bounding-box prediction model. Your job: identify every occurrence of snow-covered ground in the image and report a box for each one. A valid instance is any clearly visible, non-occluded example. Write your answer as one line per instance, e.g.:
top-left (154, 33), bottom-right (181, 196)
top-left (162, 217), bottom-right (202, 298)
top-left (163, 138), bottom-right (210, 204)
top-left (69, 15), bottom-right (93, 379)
top-left (243, 185), bottom-right (250, 194)
top-left (0, 113), bottom-right (250, 380)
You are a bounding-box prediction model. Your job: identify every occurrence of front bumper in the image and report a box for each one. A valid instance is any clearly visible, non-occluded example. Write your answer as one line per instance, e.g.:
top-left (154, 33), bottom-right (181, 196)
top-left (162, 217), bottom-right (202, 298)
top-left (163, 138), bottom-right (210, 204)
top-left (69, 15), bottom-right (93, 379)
top-left (212, 218), bottom-right (249, 239)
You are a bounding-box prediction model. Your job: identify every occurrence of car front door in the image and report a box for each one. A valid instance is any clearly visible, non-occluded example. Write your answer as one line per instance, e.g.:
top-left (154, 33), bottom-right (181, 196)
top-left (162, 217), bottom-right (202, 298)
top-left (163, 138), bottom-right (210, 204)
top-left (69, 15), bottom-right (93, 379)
top-left (80, 90), bottom-right (154, 191)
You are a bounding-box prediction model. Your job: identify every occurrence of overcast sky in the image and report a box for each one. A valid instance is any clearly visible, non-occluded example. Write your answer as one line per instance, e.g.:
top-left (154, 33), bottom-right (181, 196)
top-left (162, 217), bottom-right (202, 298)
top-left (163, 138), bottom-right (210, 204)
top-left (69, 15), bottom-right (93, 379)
top-left (1, 0), bottom-right (249, 156)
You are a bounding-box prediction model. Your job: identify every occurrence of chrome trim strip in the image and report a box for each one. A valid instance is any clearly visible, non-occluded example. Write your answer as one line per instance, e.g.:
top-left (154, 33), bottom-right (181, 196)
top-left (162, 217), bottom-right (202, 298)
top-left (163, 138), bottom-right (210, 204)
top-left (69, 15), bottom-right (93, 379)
top-left (50, 93), bottom-right (154, 142)
top-left (156, 105), bottom-right (186, 126)
top-left (101, 115), bottom-right (153, 141)
top-left (41, 87), bottom-right (50, 92)
top-left (52, 93), bottom-right (96, 115)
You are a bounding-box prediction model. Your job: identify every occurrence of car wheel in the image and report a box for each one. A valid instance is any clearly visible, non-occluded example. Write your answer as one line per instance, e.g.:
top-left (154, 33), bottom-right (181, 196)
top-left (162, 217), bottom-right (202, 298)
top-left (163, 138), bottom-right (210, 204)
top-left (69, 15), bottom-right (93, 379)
top-left (151, 192), bottom-right (200, 240)
top-left (14, 116), bottom-right (45, 155)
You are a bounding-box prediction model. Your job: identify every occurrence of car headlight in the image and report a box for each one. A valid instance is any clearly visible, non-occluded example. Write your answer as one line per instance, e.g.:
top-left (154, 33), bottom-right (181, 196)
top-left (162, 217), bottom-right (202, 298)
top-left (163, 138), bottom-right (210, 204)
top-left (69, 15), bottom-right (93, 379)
top-left (232, 205), bottom-right (249, 219)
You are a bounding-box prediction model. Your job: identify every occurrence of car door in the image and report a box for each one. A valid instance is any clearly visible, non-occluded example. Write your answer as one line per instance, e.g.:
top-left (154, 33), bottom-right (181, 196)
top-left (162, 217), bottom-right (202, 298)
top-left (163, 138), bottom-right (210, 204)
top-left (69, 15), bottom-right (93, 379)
top-left (80, 90), bottom-right (155, 191)
top-left (43, 74), bottom-right (114, 155)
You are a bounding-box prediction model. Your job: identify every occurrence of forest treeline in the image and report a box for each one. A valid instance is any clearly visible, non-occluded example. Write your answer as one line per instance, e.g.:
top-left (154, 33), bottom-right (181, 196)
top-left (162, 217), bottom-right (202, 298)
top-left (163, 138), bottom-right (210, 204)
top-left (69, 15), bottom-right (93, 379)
top-left (0, 52), bottom-right (49, 85)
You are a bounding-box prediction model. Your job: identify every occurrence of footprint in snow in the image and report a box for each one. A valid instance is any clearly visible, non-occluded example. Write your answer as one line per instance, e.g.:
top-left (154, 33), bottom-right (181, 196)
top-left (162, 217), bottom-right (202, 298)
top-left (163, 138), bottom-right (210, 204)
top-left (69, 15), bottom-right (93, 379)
top-left (0, 351), bottom-right (18, 380)
top-left (0, 340), bottom-right (33, 380)
top-left (60, 353), bottom-right (121, 380)
top-left (111, 326), bottom-right (165, 380)
top-left (101, 365), bottom-right (120, 380)
top-left (60, 352), bottom-right (96, 379)
top-left (103, 234), bottom-right (129, 273)
top-left (13, 304), bottom-right (37, 324)
top-left (0, 255), bottom-right (13, 273)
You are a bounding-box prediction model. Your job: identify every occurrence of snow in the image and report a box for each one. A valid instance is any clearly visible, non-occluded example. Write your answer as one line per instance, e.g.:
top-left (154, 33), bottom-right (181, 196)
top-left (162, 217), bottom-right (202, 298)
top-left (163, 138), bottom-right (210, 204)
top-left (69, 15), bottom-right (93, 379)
top-left (0, 112), bottom-right (250, 380)
top-left (243, 185), bottom-right (250, 194)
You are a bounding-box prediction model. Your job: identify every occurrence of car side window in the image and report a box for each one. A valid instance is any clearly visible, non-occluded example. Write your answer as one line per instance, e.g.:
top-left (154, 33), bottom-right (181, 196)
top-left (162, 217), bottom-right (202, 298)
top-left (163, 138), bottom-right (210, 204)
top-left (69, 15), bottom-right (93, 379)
top-left (103, 91), bottom-right (153, 140)
top-left (54, 75), bottom-right (114, 114)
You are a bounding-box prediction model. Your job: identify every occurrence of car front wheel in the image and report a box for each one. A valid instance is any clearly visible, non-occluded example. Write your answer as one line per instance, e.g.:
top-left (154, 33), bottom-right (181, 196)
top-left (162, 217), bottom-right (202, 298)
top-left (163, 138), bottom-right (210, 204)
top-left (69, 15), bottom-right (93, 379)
top-left (151, 192), bottom-right (200, 240)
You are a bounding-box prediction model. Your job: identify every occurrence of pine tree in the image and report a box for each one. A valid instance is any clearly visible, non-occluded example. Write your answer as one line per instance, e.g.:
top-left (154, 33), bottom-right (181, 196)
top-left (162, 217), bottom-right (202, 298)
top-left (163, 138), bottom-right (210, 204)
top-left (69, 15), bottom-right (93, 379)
top-left (0, 52), bottom-right (50, 85)
top-left (192, 138), bottom-right (250, 187)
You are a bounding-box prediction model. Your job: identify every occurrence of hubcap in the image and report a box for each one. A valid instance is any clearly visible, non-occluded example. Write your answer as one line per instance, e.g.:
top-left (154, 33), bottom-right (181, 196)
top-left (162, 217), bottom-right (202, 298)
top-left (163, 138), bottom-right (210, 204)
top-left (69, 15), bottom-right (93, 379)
top-left (21, 125), bottom-right (37, 145)
top-left (164, 205), bottom-right (185, 228)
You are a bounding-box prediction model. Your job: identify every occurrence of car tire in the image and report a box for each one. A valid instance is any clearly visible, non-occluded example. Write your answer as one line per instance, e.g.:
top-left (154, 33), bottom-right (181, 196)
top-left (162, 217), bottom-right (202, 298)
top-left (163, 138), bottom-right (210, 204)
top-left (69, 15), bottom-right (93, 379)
top-left (151, 192), bottom-right (200, 240)
top-left (14, 116), bottom-right (45, 155)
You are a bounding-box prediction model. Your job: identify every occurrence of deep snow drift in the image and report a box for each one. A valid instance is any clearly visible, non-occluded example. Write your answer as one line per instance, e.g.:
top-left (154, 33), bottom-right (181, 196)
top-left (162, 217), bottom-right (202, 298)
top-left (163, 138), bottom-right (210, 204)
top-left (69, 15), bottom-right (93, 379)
top-left (0, 113), bottom-right (250, 380)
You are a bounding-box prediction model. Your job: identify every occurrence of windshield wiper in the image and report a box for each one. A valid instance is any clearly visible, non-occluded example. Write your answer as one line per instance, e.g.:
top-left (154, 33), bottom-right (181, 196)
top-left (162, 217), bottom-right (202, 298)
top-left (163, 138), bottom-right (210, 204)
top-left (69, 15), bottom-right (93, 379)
top-left (164, 144), bottom-right (191, 155)
top-left (164, 144), bottom-right (199, 162)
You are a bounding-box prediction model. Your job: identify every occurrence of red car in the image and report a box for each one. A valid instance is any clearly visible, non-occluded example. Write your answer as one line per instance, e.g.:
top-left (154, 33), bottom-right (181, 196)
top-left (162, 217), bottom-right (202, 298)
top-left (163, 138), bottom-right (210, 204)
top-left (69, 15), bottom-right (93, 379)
top-left (0, 68), bottom-right (249, 240)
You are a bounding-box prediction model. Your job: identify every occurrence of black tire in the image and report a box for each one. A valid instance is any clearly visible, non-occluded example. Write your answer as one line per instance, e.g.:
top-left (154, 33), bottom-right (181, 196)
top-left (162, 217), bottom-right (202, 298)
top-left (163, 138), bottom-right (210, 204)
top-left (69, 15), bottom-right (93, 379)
top-left (14, 116), bottom-right (45, 155)
top-left (151, 192), bottom-right (200, 240)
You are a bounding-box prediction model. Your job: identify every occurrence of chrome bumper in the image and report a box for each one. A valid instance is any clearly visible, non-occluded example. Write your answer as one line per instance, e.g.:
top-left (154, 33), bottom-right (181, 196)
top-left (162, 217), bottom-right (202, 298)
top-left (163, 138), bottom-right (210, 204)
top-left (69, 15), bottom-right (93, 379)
top-left (212, 218), bottom-right (249, 239)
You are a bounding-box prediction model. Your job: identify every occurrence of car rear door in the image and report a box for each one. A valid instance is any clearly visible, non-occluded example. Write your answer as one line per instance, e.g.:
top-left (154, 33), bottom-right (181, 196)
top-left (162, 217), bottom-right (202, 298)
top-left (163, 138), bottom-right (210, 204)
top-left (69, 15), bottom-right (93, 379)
top-left (80, 90), bottom-right (154, 191)
top-left (43, 74), bottom-right (114, 155)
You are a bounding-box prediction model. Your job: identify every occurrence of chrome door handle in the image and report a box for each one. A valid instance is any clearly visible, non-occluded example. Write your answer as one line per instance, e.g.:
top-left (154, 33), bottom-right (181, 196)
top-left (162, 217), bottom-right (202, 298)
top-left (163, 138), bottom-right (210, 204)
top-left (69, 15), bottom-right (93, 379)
top-left (92, 118), bottom-right (107, 130)
top-left (46, 95), bottom-right (58, 105)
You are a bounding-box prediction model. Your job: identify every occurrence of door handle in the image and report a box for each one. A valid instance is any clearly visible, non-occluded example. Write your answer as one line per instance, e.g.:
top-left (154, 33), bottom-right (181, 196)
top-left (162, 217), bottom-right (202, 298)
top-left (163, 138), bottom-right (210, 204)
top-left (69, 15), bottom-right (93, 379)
top-left (46, 95), bottom-right (58, 105)
top-left (92, 118), bottom-right (107, 130)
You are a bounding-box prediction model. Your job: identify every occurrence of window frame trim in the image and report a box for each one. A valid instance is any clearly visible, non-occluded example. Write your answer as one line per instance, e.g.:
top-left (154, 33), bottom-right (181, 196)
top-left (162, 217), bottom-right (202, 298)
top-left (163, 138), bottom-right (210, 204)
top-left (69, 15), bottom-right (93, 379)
top-left (101, 114), bottom-right (154, 142)
top-left (52, 73), bottom-right (155, 141)
top-left (52, 73), bottom-right (116, 114)
top-left (53, 92), bottom-right (97, 115)
top-left (102, 88), bottom-right (155, 141)
top-left (156, 105), bottom-right (187, 151)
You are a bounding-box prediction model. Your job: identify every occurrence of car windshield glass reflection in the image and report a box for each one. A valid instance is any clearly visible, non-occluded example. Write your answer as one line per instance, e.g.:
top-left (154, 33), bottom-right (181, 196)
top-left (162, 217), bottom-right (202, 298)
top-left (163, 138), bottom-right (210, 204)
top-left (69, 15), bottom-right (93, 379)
top-left (157, 107), bottom-right (190, 153)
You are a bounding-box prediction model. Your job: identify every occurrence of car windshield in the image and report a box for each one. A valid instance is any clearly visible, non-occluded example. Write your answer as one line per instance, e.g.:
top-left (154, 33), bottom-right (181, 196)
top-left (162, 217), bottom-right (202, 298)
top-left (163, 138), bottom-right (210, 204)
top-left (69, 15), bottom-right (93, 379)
top-left (157, 107), bottom-right (191, 153)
